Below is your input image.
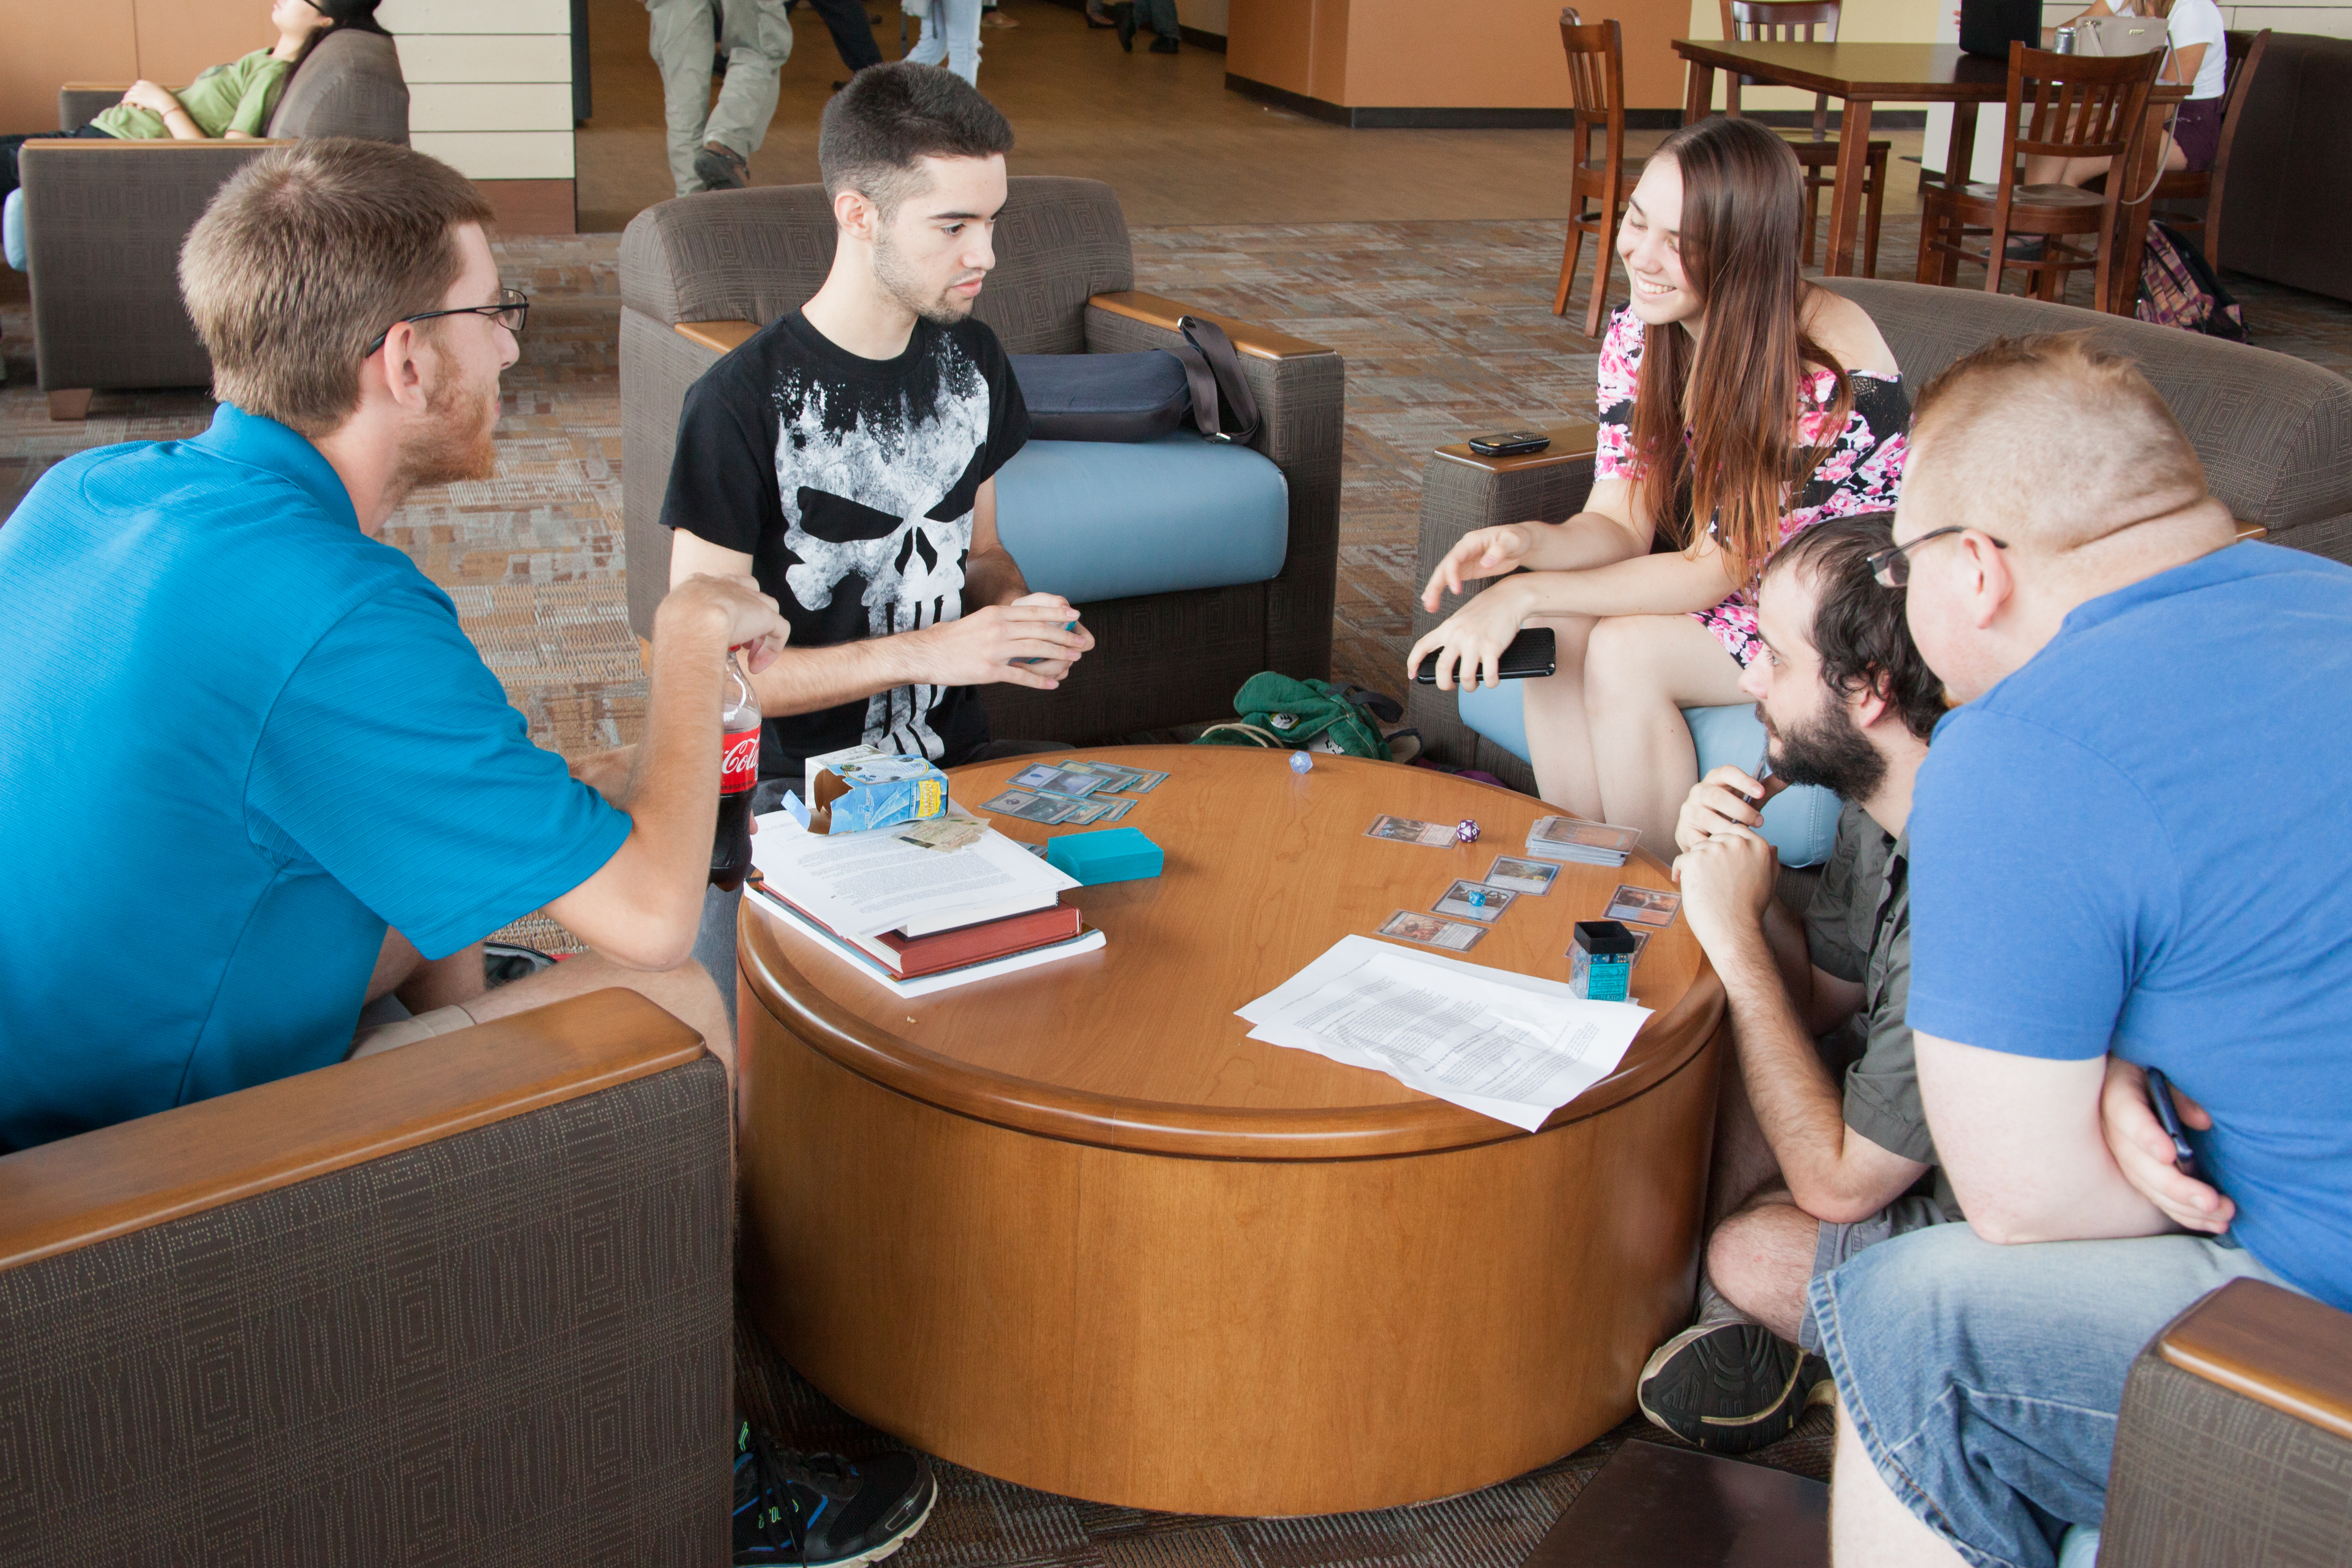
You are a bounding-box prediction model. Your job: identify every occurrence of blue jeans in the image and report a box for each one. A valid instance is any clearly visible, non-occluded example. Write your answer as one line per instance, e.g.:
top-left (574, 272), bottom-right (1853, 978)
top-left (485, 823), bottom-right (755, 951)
top-left (909, 0), bottom-right (982, 84)
top-left (1809, 1224), bottom-right (2290, 1568)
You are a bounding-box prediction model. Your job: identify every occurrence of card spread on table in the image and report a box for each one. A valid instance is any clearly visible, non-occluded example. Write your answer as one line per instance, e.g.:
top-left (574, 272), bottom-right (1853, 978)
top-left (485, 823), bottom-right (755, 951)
top-left (1365, 814), bottom-right (1457, 847)
top-left (1434, 878), bottom-right (1517, 923)
top-left (1376, 909), bottom-right (1488, 952)
top-left (981, 788), bottom-right (1089, 825)
top-left (1009, 763), bottom-right (1105, 798)
top-left (1055, 758), bottom-right (1169, 794)
top-left (1605, 885), bottom-right (1682, 928)
top-left (1484, 855), bottom-right (1559, 895)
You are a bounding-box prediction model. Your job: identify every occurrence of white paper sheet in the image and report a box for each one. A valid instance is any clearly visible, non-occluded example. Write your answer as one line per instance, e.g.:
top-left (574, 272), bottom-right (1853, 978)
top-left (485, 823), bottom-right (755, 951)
top-left (1237, 935), bottom-right (1650, 1132)
top-left (752, 807), bottom-right (1077, 939)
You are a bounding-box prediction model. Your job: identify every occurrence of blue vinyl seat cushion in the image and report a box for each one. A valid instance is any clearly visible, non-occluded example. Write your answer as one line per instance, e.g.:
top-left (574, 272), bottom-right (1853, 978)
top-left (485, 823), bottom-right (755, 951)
top-left (1457, 679), bottom-right (1842, 868)
top-left (991, 431), bottom-right (1288, 605)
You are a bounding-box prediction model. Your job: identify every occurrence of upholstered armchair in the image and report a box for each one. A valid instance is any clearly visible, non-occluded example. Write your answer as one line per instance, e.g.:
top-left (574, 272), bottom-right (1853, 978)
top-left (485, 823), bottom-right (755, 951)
top-left (0, 992), bottom-right (731, 1563)
top-left (617, 175), bottom-right (1346, 744)
top-left (20, 27), bottom-right (409, 418)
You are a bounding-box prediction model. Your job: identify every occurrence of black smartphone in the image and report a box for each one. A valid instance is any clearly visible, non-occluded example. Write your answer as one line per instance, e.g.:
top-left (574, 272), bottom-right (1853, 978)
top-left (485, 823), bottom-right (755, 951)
top-left (1414, 626), bottom-right (1558, 684)
top-left (1467, 429), bottom-right (1552, 457)
top-left (2143, 1068), bottom-right (2203, 1181)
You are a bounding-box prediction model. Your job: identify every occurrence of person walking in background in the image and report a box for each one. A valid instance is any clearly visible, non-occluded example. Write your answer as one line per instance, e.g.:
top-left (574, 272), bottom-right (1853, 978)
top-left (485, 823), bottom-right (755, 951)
top-left (646, 0), bottom-right (793, 196)
top-left (908, 0), bottom-right (984, 85)
top-left (799, 0), bottom-right (885, 81)
top-left (1112, 0), bottom-right (1182, 52)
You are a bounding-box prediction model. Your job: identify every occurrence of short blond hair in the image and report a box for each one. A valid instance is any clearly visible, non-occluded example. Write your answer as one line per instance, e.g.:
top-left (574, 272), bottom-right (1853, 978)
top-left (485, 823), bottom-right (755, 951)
top-left (179, 138), bottom-right (495, 437)
top-left (1905, 333), bottom-right (2211, 554)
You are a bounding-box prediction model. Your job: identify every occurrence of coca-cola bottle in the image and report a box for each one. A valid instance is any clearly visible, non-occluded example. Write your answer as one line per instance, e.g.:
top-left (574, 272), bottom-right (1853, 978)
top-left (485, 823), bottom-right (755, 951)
top-left (710, 650), bottom-right (761, 891)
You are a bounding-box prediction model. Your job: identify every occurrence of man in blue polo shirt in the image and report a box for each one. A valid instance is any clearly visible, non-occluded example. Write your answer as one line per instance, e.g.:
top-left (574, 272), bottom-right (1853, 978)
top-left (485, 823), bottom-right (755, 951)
top-left (0, 138), bottom-right (785, 1153)
top-left (1808, 334), bottom-right (2352, 1568)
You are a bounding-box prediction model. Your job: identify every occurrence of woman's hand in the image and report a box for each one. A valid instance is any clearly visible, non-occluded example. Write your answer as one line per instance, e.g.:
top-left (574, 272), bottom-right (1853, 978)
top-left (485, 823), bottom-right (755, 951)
top-left (1421, 524), bottom-right (1541, 613)
top-left (123, 80), bottom-right (182, 116)
top-left (1406, 577), bottom-right (1531, 692)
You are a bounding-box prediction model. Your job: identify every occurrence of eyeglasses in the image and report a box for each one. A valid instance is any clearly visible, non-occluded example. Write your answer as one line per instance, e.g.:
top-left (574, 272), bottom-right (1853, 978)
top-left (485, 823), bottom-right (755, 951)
top-left (1867, 524), bottom-right (2008, 589)
top-left (364, 287), bottom-right (529, 358)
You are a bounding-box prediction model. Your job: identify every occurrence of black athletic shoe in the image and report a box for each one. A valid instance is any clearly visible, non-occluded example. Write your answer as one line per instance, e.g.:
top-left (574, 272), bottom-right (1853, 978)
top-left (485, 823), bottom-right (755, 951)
top-left (1149, 34), bottom-right (1179, 52)
top-left (695, 141), bottom-right (751, 192)
top-left (1636, 1286), bottom-right (1831, 1454)
top-left (1113, 1), bottom-right (1136, 49)
top-left (734, 1421), bottom-right (938, 1568)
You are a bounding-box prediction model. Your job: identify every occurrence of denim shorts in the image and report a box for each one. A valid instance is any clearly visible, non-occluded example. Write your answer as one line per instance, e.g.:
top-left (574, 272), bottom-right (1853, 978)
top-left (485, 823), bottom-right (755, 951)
top-left (1808, 1224), bottom-right (2289, 1568)
top-left (1796, 1194), bottom-right (1950, 1353)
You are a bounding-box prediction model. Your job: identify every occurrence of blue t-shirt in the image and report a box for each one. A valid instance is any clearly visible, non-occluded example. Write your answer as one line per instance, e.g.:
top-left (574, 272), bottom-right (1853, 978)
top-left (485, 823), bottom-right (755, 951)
top-left (0, 405), bottom-right (630, 1150)
top-left (1907, 543), bottom-right (2352, 1311)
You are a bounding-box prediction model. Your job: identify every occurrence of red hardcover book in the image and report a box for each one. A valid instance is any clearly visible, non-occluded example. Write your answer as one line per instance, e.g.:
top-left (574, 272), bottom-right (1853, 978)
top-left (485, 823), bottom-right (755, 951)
top-left (855, 902), bottom-right (1081, 979)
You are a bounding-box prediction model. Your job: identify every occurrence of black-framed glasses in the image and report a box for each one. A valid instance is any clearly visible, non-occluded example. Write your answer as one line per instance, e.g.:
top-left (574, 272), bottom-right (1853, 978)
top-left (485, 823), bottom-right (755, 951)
top-left (364, 287), bottom-right (528, 358)
top-left (1868, 524), bottom-right (2008, 589)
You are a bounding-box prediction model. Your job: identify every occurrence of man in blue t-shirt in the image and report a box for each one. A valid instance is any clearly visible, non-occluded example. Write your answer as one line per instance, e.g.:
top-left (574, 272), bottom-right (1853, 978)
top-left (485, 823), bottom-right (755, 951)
top-left (1808, 335), bottom-right (2352, 1568)
top-left (0, 138), bottom-right (786, 1153)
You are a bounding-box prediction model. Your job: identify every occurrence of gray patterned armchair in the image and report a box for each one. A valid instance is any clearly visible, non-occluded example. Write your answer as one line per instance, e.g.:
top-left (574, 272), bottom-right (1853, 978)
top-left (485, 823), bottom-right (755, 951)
top-left (21, 26), bottom-right (409, 418)
top-left (0, 991), bottom-right (731, 1564)
top-left (617, 175), bottom-right (1346, 743)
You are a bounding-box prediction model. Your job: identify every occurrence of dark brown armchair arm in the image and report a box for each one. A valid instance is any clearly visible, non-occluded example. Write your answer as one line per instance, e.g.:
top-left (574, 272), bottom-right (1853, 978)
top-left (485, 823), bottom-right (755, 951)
top-left (0, 988), bottom-right (702, 1274)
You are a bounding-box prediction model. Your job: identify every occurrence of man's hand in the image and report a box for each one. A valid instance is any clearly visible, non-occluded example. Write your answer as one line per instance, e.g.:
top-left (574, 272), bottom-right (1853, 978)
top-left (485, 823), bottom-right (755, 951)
top-left (1405, 577), bottom-right (1531, 693)
top-left (2100, 1057), bottom-right (2234, 1235)
top-left (1421, 524), bottom-right (1540, 612)
top-left (1676, 765), bottom-right (1788, 854)
top-left (657, 573), bottom-right (788, 670)
top-left (1673, 824), bottom-right (1780, 959)
top-left (918, 598), bottom-right (1092, 689)
top-left (569, 745), bottom-right (639, 807)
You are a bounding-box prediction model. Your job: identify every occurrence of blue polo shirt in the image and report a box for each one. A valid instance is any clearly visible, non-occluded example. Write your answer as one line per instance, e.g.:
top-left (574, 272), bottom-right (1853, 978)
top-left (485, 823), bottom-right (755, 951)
top-left (1907, 542), bottom-right (2352, 1311)
top-left (0, 405), bottom-right (629, 1150)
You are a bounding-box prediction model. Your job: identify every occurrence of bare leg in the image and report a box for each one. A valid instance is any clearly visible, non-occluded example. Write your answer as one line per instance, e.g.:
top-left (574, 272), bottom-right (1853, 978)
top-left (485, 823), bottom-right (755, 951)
top-left (1519, 613), bottom-right (1605, 817)
top-left (1584, 613), bottom-right (1748, 851)
top-left (1706, 1049), bottom-right (1781, 1230)
top-left (1707, 1192), bottom-right (1821, 1343)
top-left (1832, 1393), bottom-right (1970, 1567)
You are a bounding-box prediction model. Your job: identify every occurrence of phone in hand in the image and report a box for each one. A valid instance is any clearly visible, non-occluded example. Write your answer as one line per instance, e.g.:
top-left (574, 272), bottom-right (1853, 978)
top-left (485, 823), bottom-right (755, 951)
top-left (1414, 626), bottom-right (1558, 684)
top-left (2143, 1067), bottom-right (2203, 1181)
top-left (1467, 429), bottom-right (1552, 457)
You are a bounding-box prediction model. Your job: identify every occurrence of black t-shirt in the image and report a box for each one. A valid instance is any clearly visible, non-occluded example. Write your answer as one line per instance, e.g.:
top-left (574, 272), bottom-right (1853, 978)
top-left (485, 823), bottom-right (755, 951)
top-left (660, 310), bottom-right (1031, 782)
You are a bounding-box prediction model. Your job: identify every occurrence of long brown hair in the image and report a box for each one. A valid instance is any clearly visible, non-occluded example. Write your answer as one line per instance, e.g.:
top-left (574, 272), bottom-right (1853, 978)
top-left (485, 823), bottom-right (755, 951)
top-left (287, 0), bottom-right (392, 83)
top-left (1625, 116), bottom-right (1852, 582)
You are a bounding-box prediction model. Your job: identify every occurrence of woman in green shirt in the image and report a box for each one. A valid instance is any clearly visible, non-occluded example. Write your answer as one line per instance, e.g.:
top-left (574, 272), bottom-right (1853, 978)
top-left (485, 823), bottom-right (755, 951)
top-left (3, 0), bottom-right (386, 197)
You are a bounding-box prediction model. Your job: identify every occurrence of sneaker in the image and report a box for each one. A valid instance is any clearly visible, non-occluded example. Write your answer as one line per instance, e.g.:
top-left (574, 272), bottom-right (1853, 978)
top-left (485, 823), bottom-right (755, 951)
top-left (1149, 34), bottom-right (1179, 52)
top-left (734, 1421), bottom-right (938, 1568)
top-left (1113, 1), bottom-right (1136, 49)
top-left (695, 141), bottom-right (751, 192)
top-left (1636, 1281), bottom-right (1830, 1454)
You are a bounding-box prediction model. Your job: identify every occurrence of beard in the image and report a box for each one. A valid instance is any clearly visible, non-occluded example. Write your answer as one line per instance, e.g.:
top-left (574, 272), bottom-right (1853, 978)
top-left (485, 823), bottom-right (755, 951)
top-left (873, 226), bottom-right (976, 325)
top-left (387, 361), bottom-right (498, 506)
top-left (1762, 697), bottom-right (1886, 802)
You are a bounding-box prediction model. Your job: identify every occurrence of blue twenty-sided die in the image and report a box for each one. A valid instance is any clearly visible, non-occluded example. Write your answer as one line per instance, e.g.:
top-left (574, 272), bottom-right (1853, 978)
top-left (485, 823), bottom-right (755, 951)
top-left (1289, 750), bottom-right (1313, 774)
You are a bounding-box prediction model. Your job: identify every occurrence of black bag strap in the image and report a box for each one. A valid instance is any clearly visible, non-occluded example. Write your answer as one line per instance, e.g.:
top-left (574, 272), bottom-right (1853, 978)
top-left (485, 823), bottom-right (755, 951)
top-left (1165, 315), bottom-right (1263, 445)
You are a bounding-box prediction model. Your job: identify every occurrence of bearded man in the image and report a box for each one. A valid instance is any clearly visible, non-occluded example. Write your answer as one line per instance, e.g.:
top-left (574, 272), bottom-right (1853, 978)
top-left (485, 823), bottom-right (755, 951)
top-left (1630, 511), bottom-right (1959, 1455)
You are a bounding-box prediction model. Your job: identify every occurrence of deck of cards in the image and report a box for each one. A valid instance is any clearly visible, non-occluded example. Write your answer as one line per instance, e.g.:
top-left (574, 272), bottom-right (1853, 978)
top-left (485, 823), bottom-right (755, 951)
top-left (981, 757), bottom-right (1164, 829)
top-left (1524, 815), bottom-right (1641, 867)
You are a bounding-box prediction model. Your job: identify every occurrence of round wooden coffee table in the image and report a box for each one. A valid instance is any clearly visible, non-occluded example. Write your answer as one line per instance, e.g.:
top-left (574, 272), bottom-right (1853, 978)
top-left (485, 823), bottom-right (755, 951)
top-left (736, 746), bottom-right (1724, 1516)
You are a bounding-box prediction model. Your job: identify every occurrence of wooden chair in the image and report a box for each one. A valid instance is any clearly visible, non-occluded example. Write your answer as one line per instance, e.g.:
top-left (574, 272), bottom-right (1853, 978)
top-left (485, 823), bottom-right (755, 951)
top-left (1552, 13), bottom-right (1644, 338)
top-left (1917, 42), bottom-right (2163, 311)
top-left (2152, 27), bottom-right (2269, 267)
top-left (1723, 0), bottom-right (1892, 276)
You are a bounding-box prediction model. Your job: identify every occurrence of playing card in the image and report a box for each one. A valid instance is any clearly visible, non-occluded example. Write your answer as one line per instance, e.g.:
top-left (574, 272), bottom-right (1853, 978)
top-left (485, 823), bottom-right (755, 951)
top-left (981, 789), bottom-right (1084, 825)
top-left (1055, 759), bottom-right (1145, 793)
top-left (1093, 796), bottom-right (1135, 823)
top-left (895, 817), bottom-right (984, 853)
top-left (1048, 795), bottom-right (1112, 826)
top-left (1433, 878), bottom-right (1518, 923)
top-left (1376, 910), bottom-right (1488, 952)
top-left (1484, 855), bottom-right (1559, 895)
top-left (1009, 764), bottom-right (1104, 798)
top-left (1365, 814), bottom-right (1456, 847)
top-left (1605, 885), bottom-right (1682, 928)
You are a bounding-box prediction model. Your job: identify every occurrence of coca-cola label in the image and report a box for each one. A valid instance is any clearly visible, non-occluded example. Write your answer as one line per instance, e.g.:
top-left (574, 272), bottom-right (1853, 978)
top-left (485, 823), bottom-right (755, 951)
top-left (721, 727), bottom-right (761, 794)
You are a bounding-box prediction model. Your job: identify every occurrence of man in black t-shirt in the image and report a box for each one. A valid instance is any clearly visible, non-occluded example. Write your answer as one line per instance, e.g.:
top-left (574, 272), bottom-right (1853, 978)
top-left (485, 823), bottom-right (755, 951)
top-left (660, 62), bottom-right (1092, 788)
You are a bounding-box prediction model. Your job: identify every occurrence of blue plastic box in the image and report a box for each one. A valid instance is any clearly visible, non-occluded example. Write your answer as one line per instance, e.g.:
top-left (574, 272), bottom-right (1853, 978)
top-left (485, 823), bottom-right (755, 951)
top-left (1046, 827), bottom-right (1164, 885)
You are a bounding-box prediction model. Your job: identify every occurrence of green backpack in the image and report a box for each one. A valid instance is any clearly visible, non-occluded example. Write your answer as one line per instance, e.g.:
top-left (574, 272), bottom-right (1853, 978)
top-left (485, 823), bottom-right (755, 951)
top-left (1193, 673), bottom-right (1409, 762)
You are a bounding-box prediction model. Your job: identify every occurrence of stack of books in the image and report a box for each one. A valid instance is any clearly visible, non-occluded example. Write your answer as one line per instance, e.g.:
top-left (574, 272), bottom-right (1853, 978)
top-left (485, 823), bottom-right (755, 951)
top-left (745, 807), bottom-right (1102, 998)
top-left (1523, 815), bottom-right (1641, 868)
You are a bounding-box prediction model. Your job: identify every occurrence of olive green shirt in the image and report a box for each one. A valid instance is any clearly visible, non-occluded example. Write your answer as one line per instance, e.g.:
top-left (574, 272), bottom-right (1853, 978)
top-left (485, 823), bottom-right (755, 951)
top-left (94, 49), bottom-right (290, 141)
top-left (1804, 801), bottom-right (1960, 1216)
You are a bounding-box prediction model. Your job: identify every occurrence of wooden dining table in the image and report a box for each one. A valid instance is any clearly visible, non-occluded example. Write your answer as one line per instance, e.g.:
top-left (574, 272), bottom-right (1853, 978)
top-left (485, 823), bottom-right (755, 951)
top-left (1671, 38), bottom-right (2185, 306)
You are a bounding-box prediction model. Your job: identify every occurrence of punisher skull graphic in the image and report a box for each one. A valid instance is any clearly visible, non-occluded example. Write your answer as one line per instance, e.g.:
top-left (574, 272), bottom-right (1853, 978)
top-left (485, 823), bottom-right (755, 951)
top-left (772, 340), bottom-right (992, 760)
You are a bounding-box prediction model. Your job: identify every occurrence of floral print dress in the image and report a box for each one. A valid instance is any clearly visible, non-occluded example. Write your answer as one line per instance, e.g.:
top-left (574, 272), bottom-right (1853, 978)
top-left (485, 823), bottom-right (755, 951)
top-left (1592, 304), bottom-right (1910, 667)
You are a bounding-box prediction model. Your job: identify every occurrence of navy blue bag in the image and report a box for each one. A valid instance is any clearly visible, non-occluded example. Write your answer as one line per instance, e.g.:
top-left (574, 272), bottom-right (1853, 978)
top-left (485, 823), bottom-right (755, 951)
top-left (1010, 315), bottom-right (1262, 444)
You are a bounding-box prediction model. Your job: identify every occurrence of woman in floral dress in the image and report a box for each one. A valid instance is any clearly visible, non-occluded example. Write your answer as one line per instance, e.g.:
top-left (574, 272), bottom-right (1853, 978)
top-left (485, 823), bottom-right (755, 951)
top-left (1409, 116), bottom-right (1909, 850)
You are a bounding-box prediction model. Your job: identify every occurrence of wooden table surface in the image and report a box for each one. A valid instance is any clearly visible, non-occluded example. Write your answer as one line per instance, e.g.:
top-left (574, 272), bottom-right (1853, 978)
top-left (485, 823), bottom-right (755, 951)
top-left (740, 744), bottom-right (1715, 1160)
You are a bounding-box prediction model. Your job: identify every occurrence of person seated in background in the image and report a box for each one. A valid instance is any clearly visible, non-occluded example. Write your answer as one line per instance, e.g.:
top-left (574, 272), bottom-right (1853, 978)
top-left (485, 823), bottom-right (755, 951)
top-left (1812, 334), bottom-right (2352, 1568)
top-left (662, 61), bottom-right (1092, 800)
top-left (2030, 0), bottom-right (2230, 186)
top-left (1635, 512), bottom-right (1956, 1455)
top-left (1408, 115), bottom-right (1908, 852)
top-left (0, 0), bottom-right (384, 199)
